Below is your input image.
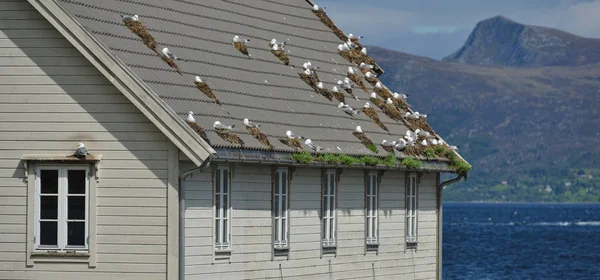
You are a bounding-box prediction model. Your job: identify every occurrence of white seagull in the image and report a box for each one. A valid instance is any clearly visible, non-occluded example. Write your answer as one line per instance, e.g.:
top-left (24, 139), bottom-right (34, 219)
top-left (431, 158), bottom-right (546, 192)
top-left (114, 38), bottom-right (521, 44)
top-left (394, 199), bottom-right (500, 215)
top-left (360, 47), bottom-right (367, 55)
top-left (121, 14), bottom-right (139, 21)
top-left (449, 145), bottom-right (459, 151)
top-left (286, 130), bottom-right (304, 139)
top-left (393, 92), bottom-right (408, 100)
top-left (385, 98), bottom-right (393, 105)
top-left (162, 48), bottom-right (179, 60)
top-left (272, 44), bottom-right (280, 51)
top-left (303, 61), bottom-right (318, 70)
top-left (270, 38), bottom-right (287, 48)
top-left (186, 111), bottom-right (196, 123)
top-left (338, 103), bottom-right (360, 116)
top-left (365, 72), bottom-right (377, 79)
top-left (431, 139), bottom-right (439, 145)
top-left (347, 67), bottom-right (355, 74)
top-left (348, 33), bottom-right (363, 40)
top-left (421, 139), bottom-right (429, 146)
top-left (313, 5), bottom-right (325, 11)
top-left (243, 118), bottom-right (260, 128)
top-left (375, 82), bottom-right (383, 89)
top-left (232, 35), bottom-right (250, 43)
top-left (360, 62), bottom-right (374, 69)
top-left (304, 139), bottom-right (323, 152)
top-left (381, 139), bottom-right (395, 147)
top-left (337, 44), bottom-right (350, 52)
top-left (194, 76), bottom-right (202, 83)
top-left (346, 38), bottom-right (358, 49)
top-left (74, 143), bottom-right (88, 159)
top-left (213, 121), bottom-right (234, 130)
top-left (395, 138), bottom-right (407, 151)
top-left (316, 82), bottom-right (324, 89)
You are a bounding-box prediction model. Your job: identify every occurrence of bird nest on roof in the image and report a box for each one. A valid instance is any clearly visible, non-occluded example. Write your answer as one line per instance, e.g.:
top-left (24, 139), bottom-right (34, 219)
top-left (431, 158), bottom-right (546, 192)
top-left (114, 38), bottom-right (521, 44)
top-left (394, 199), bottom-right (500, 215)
top-left (312, 10), bottom-right (348, 43)
top-left (403, 143), bottom-right (427, 157)
top-left (122, 19), bottom-right (157, 52)
top-left (347, 73), bottom-right (368, 92)
top-left (405, 117), bottom-right (435, 135)
top-left (279, 138), bottom-right (302, 152)
top-left (160, 55), bottom-right (182, 75)
top-left (233, 42), bottom-right (249, 56)
top-left (298, 72), bottom-right (319, 90)
top-left (194, 81), bottom-right (221, 105)
top-left (246, 127), bottom-right (273, 149)
top-left (215, 128), bottom-right (244, 146)
top-left (271, 49), bottom-right (290, 65)
top-left (316, 87), bottom-right (333, 101)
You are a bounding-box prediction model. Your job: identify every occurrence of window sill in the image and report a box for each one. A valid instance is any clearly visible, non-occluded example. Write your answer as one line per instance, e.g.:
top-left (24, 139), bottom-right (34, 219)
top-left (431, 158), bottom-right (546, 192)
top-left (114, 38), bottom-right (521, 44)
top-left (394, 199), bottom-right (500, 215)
top-left (30, 251), bottom-right (90, 263)
top-left (214, 249), bottom-right (232, 262)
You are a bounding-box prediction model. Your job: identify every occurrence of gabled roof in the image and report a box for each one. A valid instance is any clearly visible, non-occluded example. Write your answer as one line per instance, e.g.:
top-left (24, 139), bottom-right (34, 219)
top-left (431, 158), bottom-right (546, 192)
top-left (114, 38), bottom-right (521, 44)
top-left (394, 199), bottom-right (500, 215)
top-left (30, 0), bottom-right (468, 171)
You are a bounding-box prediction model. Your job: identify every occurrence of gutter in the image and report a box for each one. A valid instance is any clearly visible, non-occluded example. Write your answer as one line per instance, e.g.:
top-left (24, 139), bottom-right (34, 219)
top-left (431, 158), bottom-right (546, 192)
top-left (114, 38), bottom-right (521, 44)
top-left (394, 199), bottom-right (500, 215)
top-left (436, 174), bottom-right (464, 280)
top-left (179, 157), bottom-right (213, 280)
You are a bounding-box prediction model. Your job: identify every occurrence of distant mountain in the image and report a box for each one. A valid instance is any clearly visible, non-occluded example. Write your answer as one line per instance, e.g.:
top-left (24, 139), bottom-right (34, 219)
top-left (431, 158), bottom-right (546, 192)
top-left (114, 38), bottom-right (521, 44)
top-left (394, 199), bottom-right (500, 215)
top-left (443, 16), bottom-right (600, 67)
top-left (369, 44), bottom-right (600, 202)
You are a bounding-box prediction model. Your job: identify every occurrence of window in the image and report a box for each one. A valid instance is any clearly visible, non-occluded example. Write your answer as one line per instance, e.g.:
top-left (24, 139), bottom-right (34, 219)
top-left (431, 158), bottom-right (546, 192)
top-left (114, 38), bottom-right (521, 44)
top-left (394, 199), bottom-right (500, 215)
top-left (273, 168), bottom-right (289, 249)
top-left (366, 172), bottom-right (378, 245)
top-left (322, 170), bottom-right (337, 247)
top-left (214, 165), bottom-right (231, 250)
top-left (35, 166), bottom-right (89, 251)
top-left (406, 173), bottom-right (418, 243)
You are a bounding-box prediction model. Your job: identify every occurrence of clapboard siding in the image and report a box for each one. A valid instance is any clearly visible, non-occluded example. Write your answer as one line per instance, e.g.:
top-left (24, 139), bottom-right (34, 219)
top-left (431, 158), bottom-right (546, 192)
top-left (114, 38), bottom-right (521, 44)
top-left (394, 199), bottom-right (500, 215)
top-left (0, 2), bottom-right (170, 279)
top-left (183, 163), bottom-right (439, 279)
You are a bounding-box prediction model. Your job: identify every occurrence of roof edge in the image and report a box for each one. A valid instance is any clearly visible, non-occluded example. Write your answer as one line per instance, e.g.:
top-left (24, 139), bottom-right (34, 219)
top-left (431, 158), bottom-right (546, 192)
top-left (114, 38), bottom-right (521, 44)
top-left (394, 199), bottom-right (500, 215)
top-left (28, 0), bottom-right (215, 166)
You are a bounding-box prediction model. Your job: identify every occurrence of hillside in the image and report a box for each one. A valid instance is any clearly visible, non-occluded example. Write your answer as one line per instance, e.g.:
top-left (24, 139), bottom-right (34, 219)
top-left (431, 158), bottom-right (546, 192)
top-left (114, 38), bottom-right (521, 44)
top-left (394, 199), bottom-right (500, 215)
top-left (369, 44), bottom-right (600, 202)
top-left (443, 16), bottom-right (600, 67)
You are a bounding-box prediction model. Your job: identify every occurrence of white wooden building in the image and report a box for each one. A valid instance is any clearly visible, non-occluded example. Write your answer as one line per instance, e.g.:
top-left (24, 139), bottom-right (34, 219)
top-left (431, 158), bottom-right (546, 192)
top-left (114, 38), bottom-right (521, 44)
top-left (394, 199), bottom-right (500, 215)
top-left (0, 0), bottom-right (468, 279)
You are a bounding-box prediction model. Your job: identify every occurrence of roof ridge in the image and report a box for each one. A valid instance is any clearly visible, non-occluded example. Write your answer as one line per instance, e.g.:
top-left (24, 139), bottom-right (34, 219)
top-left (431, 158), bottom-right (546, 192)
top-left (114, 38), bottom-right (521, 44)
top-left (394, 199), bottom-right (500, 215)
top-left (62, 0), bottom-right (342, 44)
top-left (221, 0), bottom-right (318, 21)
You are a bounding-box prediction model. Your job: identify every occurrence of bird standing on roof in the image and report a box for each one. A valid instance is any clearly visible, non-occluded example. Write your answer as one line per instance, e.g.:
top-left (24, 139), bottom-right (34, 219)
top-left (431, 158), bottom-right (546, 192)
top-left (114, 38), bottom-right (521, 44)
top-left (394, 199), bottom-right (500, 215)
top-left (395, 138), bottom-right (407, 151)
top-left (346, 38), bottom-right (359, 49)
top-left (362, 102), bottom-right (389, 133)
top-left (121, 14), bottom-right (139, 21)
top-left (269, 38), bottom-right (288, 49)
top-left (186, 111), bottom-right (211, 145)
top-left (233, 35), bottom-right (250, 56)
top-left (336, 79), bottom-right (358, 100)
top-left (213, 121), bottom-right (234, 130)
top-left (214, 121), bottom-right (243, 146)
top-left (162, 48), bottom-right (179, 60)
top-left (243, 118), bottom-right (272, 149)
top-left (393, 92), bottom-right (408, 100)
top-left (347, 67), bottom-right (367, 92)
top-left (360, 47), bottom-right (368, 56)
top-left (360, 62), bottom-right (374, 69)
top-left (449, 145), bottom-right (459, 151)
top-left (194, 76), bottom-right (221, 105)
top-left (279, 130), bottom-right (303, 151)
top-left (312, 5), bottom-right (325, 11)
top-left (304, 139), bottom-right (323, 152)
top-left (381, 140), bottom-right (396, 153)
top-left (364, 71), bottom-right (378, 84)
top-left (74, 143), bottom-right (88, 160)
top-left (338, 102), bottom-right (360, 117)
top-left (348, 33), bottom-right (363, 40)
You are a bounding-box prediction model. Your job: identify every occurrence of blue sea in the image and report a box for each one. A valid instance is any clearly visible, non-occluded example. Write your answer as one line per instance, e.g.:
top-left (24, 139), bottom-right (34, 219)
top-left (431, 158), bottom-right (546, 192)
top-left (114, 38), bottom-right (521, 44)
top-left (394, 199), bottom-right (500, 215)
top-left (443, 203), bottom-right (600, 280)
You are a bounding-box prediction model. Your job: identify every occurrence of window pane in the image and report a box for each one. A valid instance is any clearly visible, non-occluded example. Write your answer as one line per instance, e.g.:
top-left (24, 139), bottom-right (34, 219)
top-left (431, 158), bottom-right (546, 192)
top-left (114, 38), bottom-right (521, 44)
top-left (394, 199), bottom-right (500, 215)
top-left (282, 218), bottom-right (287, 240)
top-left (215, 195), bottom-right (220, 218)
top-left (223, 195), bottom-right (228, 217)
top-left (329, 196), bottom-right (334, 212)
top-left (67, 170), bottom-right (86, 194)
top-left (282, 197), bottom-right (286, 216)
top-left (40, 196), bottom-right (58, 219)
top-left (322, 219), bottom-right (326, 239)
top-left (68, 196), bottom-right (85, 220)
top-left (274, 196), bottom-right (280, 217)
top-left (329, 219), bottom-right (334, 237)
top-left (40, 170), bottom-right (58, 194)
top-left (274, 172), bottom-right (280, 195)
top-left (366, 194), bottom-right (371, 212)
top-left (215, 220), bottom-right (221, 243)
top-left (67, 222), bottom-right (85, 246)
top-left (223, 219), bottom-right (228, 244)
top-left (215, 170), bottom-right (221, 194)
top-left (329, 175), bottom-right (335, 195)
top-left (40, 221), bottom-right (58, 246)
top-left (223, 170), bottom-right (228, 194)
top-left (281, 172), bottom-right (287, 195)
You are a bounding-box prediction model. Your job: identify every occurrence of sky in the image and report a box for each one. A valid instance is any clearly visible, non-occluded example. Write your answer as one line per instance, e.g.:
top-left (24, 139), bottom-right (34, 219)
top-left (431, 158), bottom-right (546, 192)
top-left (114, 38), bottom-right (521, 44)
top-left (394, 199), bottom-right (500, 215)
top-left (320, 0), bottom-right (600, 59)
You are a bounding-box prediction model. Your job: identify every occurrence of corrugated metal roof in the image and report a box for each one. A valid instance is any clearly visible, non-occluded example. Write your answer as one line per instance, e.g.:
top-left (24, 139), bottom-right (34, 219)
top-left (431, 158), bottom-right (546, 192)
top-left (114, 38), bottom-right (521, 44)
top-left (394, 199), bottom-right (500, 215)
top-left (55, 0), bottom-right (427, 157)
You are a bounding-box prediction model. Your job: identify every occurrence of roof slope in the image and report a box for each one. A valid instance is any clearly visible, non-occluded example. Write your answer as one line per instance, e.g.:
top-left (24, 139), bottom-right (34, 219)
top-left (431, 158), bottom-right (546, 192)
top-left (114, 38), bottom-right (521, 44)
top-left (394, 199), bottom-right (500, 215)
top-left (52, 0), bottom-right (444, 159)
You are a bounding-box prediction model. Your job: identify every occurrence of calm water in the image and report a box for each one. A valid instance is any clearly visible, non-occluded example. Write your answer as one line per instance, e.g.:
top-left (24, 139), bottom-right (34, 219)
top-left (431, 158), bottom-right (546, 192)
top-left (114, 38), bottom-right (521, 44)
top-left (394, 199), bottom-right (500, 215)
top-left (443, 203), bottom-right (600, 280)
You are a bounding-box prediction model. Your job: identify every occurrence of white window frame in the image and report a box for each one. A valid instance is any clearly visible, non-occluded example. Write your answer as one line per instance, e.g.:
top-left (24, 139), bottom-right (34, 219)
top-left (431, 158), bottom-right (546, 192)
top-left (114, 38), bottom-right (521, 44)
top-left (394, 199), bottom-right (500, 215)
top-left (322, 170), bottom-right (337, 247)
top-left (34, 165), bottom-right (90, 252)
top-left (406, 173), bottom-right (418, 243)
top-left (214, 165), bottom-right (231, 251)
top-left (273, 167), bottom-right (289, 249)
top-left (366, 171), bottom-right (379, 245)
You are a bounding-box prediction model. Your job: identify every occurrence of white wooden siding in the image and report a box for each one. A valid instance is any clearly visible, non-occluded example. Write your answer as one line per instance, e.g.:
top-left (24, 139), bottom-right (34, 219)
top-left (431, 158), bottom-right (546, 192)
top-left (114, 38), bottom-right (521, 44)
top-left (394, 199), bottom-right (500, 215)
top-left (183, 163), bottom-right (439, 280)
top-left (0, 1), bottom-right (170, 279)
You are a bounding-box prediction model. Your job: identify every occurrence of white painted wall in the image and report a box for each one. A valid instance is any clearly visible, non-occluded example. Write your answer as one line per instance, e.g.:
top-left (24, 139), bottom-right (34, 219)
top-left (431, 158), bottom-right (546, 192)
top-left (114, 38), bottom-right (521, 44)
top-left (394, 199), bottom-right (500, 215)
top-left (182, 163), bottom-right (439, 280)
top-left (0, 1), bottom-right (171, 279)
